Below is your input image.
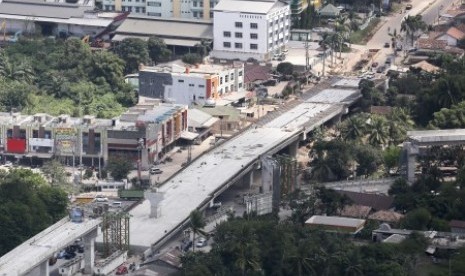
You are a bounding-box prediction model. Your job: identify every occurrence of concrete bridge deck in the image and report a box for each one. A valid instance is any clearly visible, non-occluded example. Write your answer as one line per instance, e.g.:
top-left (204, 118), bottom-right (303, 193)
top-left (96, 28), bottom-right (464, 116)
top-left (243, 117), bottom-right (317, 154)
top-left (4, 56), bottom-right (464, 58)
top-left (128, 79), bottom-right (361, 252)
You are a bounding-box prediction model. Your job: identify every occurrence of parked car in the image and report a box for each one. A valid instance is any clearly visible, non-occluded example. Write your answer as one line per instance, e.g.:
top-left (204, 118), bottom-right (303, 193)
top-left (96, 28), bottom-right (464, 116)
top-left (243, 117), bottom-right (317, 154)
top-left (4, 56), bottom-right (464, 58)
top-left (196, 237), bottom-right (208, 248)
top-left (4, 161), bottom-right (12, 167)
top-left (150, 167), bottom-right (163, 175)
top-left (94, 195), bottom-right (108, 202)
top-left (406, 4), bottom-right (413, 10)
top-left (384, 42), bottom-right (390, 48)
top-left (112, 201), bottom-right (123, 208)
top-left (371, 62), bottom-right (379, 67)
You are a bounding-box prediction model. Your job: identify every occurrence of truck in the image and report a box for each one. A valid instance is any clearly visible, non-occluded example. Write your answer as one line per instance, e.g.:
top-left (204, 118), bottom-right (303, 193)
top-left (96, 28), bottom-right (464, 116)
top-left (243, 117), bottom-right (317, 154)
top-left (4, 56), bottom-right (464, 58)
top-left (118, 189), bottom-right (144, 200)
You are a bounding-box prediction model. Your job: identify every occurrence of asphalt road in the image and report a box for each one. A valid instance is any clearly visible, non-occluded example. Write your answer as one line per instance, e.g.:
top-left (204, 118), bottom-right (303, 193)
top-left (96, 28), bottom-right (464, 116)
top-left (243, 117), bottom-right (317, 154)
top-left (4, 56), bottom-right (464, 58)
top-left (366, 0), bottom-right (455, 67)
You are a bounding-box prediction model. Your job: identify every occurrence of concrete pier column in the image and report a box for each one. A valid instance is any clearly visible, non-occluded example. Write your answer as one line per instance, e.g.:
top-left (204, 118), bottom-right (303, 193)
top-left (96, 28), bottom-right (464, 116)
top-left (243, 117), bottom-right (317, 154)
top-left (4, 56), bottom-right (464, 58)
top-left (38, 261), bottom-right (49, 276)
top-left (243, 170), bottom-right (254, 188)
top-left (288, 140), bottom-right (299, 157)
top-left (83, 228), bottom-right (98, 274)
top-left (403, 142), bottom-right (419, 183)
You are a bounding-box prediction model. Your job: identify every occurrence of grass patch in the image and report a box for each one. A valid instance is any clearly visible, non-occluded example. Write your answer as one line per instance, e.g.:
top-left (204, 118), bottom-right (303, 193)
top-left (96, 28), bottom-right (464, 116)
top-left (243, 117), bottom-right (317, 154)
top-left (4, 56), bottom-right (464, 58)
top-left (349, 18), bottom-right (381, 45)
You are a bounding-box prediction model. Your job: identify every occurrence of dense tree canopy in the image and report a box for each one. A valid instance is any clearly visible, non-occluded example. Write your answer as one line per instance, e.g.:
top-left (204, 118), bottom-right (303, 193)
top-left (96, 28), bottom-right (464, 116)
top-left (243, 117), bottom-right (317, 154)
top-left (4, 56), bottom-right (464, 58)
top-left (0, 169), bottom-right (68, 256)
top-left (182, 215), bottom-right (429, 276)
top-left (0, 38), bottom-right (134, 118)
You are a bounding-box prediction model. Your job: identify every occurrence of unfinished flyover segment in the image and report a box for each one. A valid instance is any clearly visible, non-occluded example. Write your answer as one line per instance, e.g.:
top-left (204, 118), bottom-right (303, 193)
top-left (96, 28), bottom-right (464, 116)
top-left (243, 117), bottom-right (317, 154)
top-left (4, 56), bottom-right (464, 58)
top-left (0, 78), bottom-right (361, 275)
top-left (128, 78), bottom-right (362, 256)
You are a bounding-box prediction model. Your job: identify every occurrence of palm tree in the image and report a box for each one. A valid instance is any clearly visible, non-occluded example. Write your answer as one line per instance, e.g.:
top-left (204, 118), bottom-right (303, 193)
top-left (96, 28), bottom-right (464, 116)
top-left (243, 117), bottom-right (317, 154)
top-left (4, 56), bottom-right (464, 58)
top-left (286, 239), bottom-right (317, 276)
top-left (335, 16), bottom-right (349, 57)
top-left (339, 115), bottom-right (367, 141)
top-left (401, 15), bottom-right (427, 46)
top-left (189, 210), bottom-right (206, 252)
top-left (233, 224), bottom-right (260, 276)
top-left (367, 115), bottom-right (389, 147)
top-left (388, 28), bottom-right (401, 55)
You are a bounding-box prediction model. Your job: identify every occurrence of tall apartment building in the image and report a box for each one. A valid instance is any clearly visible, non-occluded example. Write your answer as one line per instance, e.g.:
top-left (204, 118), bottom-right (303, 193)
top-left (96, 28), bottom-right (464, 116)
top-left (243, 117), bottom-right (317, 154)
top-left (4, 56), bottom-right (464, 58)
top-left (0, 101), bottom-right (187, 169)
top-left (138, 63), bottom-right (244, 106)
top-left (102, 0), bottom-right (219, 20)
top-left (211, 0), bottom-right (290, 61)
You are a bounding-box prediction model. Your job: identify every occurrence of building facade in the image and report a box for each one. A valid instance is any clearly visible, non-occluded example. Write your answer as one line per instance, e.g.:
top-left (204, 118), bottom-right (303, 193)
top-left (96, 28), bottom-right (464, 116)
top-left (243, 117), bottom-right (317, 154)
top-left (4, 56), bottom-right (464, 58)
top-left (102, 0), bottom-right (219, 20)
top-left (138, 63), bottom-right (244, 106)
top-left (0, 101), bottom-right (187, 169)
top-left (211, 0), bottom-right (290, 61)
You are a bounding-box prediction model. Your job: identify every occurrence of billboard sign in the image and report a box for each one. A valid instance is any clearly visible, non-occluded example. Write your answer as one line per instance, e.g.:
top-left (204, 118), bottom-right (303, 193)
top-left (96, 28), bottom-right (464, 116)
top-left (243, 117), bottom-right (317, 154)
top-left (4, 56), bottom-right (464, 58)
top-left (55, 128), bottom-right (76, 154)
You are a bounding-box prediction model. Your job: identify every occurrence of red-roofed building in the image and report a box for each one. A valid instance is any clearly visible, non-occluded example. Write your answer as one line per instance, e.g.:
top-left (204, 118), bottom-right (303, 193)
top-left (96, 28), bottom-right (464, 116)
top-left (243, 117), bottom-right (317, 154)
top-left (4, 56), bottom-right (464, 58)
top-left (437, 27), bottom-right (465, 46)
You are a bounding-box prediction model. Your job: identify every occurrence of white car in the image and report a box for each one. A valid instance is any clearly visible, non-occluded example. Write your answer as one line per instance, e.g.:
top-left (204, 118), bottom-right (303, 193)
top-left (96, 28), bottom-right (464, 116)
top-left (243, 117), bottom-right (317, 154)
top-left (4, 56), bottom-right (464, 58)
top-left (94, 195), bottom-right (108, 202)
top-left (196, 237), bottom-right (207, 248)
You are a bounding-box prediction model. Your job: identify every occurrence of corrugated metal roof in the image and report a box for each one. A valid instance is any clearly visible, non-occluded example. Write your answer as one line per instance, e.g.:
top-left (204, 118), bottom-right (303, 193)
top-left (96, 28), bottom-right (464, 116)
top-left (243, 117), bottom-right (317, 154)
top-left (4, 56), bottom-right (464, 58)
top-left (115, 17), bottom-right (213, 41)
top-left (0, 0), bottom-right (91, 19)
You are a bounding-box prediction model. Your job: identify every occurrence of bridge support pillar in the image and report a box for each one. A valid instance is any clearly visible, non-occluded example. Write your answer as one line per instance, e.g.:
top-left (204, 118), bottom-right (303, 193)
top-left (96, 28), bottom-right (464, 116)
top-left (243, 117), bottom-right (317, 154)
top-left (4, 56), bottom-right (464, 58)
top-left (38, 260), bottom-right (49, 276)
top-left (83, 228), bottom-right (98, 274)
top-left (403, 142), bottom-right (419, 183)
top-left (288, 140), bottom-right (299, 157)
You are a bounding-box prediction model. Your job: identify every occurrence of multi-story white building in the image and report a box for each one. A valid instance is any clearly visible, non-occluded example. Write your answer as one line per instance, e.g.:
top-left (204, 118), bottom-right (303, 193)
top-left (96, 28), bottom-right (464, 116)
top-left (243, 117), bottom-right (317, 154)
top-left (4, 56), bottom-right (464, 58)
top-left (211, 0), bottom-right (290, 61)
top-left (102, 0), bottom-right (219, 20)
top-left (138, 63), bottom-right (245, 106)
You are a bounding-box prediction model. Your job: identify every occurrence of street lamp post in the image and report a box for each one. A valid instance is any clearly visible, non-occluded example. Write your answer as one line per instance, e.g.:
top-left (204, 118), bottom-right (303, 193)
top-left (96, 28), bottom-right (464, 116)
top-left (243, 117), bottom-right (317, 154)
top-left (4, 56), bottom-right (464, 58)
top-left (438, 5), bottom-right (443, 25)
top-left (218, 115), bottom-right (224, 139)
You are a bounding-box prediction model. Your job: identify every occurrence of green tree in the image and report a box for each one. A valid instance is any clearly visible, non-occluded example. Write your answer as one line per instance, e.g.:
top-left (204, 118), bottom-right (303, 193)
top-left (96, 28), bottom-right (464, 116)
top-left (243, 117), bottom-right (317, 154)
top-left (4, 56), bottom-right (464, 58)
top-left (182, 53), bottom-right (203, 65)
top-left (367, 115), bottom-right (389, 147)
top-left (41, 159), bottom-right (71, 189)
top-left (338, 113), bottom-right (368, 141)
top-left (0, 169), bottom-right (68, 255)
top-left (383, 146), bottom-right (401, 174)
top-left (114, 38), bottom-right (149, 74)
top-left (400, 15), bottom-right (427, 46)
top-left (400, 208), bottom-right (432, 230)
top-left (276, 62), bottom-right (294, 75)
top-left (147, 36), bottom-right (171, 65)
top-left (106, 156), bottom-right (133, 181)
top-left (189, 210), bottom-right (206, 252)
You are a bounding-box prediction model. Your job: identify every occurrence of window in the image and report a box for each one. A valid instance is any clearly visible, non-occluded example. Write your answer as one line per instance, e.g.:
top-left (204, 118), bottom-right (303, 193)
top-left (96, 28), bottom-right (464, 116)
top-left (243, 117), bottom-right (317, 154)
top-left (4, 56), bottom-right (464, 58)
top-left (238, 70), bottom-right (243, 76)
top-left (230, 73), bottom-right (234, 80)
top-left (189, 84), bottom-right (195, 87)
top-left (127, 6), bottom-right (132, 12)
top-left (225, 75), bottom-right (229, 82)
top-left (210, 2), bottom-right (215, 8)
top-left (178, 79), bottom-right (184, 83)
top-left (193, 1), bottom-right (197, 6)
top-left (135, 7), bottom-right (140, 12)
top-left (148, 12), bottom-right (162, 16)
top-left (193, 11), bottom-right (198, 17)
top-left (235, 22), bottom-right (243, 28)
top-left (250, 23), bottom-right (258, 29)
top-left (250, 33), bottom-right (258, 39)
top-left (235, 32), bottom-right (242, 38)
top-left (234, 42), bottom-right (242, 49)
top-left (147, 1), bottom-right (161, 6)
top-left (223, 31), bottom-right (231, 37)
top-left (239, 83), bottom-right (242, 88)
top-left (269, 42), bottom-right (273, 47)
top-left (199, 1), bottom-right (203, 7)
top-left (220, 77), bottom-right (223, 84)
top-left (199, 11), bottom-right (204, 17)
top-left (223, 42), bottom-right (231, 48)
top-left (210, 11), bottom-right (213, 18)
top-left (199, 84), bottom-right (205, 88)
top-left (250, 44), bottom-right (258, 50)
